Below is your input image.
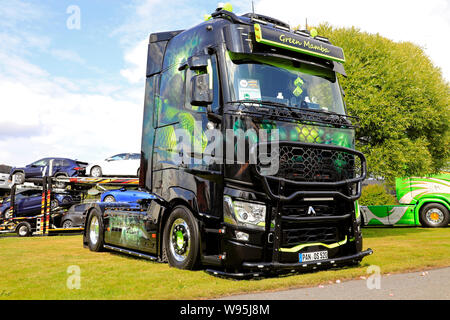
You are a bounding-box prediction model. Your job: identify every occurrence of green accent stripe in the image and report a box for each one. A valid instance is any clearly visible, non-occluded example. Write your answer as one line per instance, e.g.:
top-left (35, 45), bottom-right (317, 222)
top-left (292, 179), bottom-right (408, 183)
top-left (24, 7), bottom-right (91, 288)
top-left (279, 236), bottom-right (348, 253)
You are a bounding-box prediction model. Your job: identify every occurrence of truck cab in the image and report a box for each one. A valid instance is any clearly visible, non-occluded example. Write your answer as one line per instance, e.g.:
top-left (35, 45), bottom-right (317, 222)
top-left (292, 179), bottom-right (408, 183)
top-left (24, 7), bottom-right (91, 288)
top-left (83, 6), bottom-right (372, 277)
top-left (361, 172), bottom-right (450, 227)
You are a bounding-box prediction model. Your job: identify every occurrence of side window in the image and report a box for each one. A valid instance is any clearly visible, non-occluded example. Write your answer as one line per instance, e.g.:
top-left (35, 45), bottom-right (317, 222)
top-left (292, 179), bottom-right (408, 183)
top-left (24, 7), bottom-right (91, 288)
top-left (32, 159), bottom-right (48, 167)
top-left (52, 159), bottom-right (63, 167)
top-left (185, 56), bottom-right (220, 113)
top-left (110, 154), bottom-right (124, 161)
top-left (157, 67), bottom-right (185, 127)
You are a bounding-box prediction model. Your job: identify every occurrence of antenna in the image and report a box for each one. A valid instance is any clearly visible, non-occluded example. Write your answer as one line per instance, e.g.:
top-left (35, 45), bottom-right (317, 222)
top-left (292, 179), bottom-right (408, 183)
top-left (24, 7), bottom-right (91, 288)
top-left (252, 0), bottom-right (255, 17)
top-left (305, 17), bottom-right (308, 30)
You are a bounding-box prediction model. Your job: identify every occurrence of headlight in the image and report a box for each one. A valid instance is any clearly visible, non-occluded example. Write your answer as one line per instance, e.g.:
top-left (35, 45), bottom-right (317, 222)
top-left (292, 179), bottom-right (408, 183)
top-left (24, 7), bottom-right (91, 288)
top-left (224, 196), bottom-right (266, 229)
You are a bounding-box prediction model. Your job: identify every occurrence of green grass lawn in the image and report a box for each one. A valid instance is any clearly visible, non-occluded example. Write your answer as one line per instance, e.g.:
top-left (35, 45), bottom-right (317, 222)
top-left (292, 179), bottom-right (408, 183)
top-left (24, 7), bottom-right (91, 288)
top-left (0, 227), bottom-right (449, 300)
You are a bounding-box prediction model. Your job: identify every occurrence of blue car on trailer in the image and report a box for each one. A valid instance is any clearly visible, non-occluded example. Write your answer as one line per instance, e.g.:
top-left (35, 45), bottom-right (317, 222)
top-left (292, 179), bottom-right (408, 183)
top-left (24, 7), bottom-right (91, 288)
top-left (0, 188), bottom-right (77, 219)
top-left (10, 157), bottom-right (88, 185)
top-left (101, 188), bottom-right (156, 204)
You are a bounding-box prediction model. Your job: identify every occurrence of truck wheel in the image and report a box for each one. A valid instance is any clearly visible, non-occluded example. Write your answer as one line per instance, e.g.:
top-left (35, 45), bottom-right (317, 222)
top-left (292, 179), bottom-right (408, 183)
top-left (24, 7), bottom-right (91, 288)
top-left (16, 222), bottom-right (32, 237)
top-left (86, 209), bottom-right (104, 251)
top-left (163, 205), bottom-right (200, 270)
top-left (420, 203), bottom-right (449, 228)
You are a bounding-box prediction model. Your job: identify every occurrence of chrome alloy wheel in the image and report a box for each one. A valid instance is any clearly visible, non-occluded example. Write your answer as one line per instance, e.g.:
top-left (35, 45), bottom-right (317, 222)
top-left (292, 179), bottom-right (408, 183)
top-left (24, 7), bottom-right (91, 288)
top-left (91, 167), bottom-right (101, 177)
top-left (169, 218), bottom-right (191, 262)
top-left (425, 208), bottom-right (445, 225)
top-left (89, 216), bottom-right (99, 245)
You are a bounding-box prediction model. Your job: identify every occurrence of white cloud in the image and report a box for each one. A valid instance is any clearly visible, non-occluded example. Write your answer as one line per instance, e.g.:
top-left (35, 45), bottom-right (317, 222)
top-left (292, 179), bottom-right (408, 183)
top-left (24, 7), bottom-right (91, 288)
top-left (120, 38), bottom-right (148, 84)
top-left (254, 0), bottom-right (450, 81)
top-left (50, 49), bottom-right (85, 65)
top-left (0, 73), bottom-right (143, 166)
top-left (0, 1), bottom-right (143, 167)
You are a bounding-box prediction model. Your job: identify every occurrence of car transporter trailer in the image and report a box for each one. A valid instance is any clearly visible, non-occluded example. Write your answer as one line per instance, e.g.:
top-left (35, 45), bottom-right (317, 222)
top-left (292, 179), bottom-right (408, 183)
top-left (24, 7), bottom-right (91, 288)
top-left (0, 176), bottom-right (140, 237)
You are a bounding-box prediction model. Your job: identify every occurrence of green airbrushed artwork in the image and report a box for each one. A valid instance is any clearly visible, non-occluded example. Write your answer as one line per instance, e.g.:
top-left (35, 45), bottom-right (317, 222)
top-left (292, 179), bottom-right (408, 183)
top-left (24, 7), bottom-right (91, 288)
top-left (108, 214), bottom-right (150, 248)
top-left (361, 172), bottom-right (449, 226)
top-left (360, 205), bottom-right (415, 226)
top-left (234, 118), bottom-right (354, 148)
top-left (396, 174), bottom-right (450, 205)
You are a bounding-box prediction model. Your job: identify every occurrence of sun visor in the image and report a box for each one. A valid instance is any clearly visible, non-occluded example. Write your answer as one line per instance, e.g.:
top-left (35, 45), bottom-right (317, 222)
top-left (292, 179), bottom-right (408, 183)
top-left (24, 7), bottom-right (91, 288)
top-left (253, 24), bottom-right (345, 63)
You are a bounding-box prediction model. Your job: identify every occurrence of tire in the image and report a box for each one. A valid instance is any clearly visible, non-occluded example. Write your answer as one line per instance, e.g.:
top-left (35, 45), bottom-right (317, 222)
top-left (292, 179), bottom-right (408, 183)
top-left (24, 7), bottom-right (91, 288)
top-left (50, 199), bottom-right (59, 210)
top-left (163, 205), bottom-right (200, 270)
top-left (16, 222), bottom-right (32, 237)
top-left (90, 166), bottom-right (102, 178)
top-left (62, 220), bottom-right (73, 229)
top-left (54, 175), bottom-right (67, 189)
top-left (86, 209), bottom-right (104, 251)
top-left (103, 195), bottom-right (116, 203)
top-left (4, 209), bottom-right (12, 219)
top-left (12, 172), bottom-right (25, 185)
top-left (420, 203), bottom-right (449, 228)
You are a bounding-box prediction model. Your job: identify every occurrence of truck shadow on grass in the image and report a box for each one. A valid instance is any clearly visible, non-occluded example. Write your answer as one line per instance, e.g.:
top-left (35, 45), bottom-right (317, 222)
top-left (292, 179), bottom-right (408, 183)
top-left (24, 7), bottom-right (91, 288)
top-left (106, 249), bottom-right (369, 281)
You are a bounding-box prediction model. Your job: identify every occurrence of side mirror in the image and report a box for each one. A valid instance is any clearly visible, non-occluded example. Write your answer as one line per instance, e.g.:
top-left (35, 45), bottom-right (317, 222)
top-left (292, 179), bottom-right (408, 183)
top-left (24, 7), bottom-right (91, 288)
top-left (190, 74), bottom-right (213, 106)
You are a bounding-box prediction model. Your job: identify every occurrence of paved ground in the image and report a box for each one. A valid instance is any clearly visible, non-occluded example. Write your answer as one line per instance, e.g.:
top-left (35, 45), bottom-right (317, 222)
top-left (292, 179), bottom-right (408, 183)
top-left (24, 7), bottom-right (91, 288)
top-left (219, 267), bottom-right (450, 300)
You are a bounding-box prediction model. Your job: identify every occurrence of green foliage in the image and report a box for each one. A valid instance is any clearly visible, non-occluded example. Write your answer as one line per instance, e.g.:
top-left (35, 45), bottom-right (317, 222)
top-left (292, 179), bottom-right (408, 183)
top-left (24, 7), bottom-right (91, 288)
top-left (317, 24), bottom-right (450, 186)
top-left (359, 183), bottom-right (398, 206)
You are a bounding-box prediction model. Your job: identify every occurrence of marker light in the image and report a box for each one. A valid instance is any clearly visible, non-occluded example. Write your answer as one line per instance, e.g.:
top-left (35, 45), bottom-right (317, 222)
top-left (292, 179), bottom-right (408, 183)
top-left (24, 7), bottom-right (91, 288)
top-left (217, 2), bottom-right (233, 12)
top-left (310, 28), bottom-right (318, 38)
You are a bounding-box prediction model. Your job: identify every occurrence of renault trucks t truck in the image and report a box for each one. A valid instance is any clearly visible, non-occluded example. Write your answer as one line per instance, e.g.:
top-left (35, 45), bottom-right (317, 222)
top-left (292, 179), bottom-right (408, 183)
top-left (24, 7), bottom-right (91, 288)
top-left (82, 4), bottom-right (373, 277)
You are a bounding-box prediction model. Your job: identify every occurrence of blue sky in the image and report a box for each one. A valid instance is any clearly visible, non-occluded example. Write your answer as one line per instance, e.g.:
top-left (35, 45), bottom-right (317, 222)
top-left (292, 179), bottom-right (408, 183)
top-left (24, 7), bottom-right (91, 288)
top-left (0, 0), bottom-right (449, 166)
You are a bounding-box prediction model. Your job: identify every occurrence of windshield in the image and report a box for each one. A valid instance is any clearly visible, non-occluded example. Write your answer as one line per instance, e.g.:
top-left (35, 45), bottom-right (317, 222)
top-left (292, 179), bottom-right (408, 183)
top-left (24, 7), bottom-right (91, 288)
top-left (225, 52), bottom-right (346, 115)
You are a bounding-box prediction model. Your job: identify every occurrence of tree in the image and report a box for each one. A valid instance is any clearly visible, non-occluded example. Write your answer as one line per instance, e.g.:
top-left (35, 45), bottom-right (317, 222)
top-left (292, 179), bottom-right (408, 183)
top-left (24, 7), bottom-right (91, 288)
top-left (316, 24), bottom-right (450, 185)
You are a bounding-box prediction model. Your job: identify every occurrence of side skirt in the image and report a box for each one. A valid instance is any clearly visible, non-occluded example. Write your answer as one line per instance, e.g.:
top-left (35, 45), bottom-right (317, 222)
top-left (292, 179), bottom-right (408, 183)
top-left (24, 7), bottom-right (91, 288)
top-left (103, 244), bottom-right (159, 261)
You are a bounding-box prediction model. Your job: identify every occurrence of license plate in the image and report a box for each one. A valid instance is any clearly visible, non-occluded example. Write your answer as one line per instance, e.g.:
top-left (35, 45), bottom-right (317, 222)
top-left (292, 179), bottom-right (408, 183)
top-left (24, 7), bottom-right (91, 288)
top-left (299, 250), bottom-right (328, 263)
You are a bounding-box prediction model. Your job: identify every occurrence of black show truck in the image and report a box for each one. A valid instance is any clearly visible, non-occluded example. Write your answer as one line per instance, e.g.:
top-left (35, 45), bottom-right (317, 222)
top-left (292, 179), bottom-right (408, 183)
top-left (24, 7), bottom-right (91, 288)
top-left (83, 5), bottom-right (372, 277)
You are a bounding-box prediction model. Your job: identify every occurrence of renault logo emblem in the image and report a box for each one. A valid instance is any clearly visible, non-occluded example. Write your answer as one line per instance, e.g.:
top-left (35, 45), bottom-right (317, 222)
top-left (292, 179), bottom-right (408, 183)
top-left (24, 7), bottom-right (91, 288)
top-left (307, 206), bottom-right (316, 216)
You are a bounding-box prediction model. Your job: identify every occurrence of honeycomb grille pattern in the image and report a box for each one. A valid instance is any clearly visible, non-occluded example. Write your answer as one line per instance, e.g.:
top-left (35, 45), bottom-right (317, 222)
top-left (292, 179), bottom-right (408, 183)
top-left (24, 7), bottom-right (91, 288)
top-left (264, 145), bottom-right (361, 182)
top-left (282, 226), bottom-right (338, 246)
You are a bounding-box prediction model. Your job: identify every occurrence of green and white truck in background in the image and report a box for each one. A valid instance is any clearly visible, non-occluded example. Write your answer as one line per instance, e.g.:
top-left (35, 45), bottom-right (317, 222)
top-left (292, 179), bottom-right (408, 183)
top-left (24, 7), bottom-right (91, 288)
top-left (360, 172), bottom-right (450, 227)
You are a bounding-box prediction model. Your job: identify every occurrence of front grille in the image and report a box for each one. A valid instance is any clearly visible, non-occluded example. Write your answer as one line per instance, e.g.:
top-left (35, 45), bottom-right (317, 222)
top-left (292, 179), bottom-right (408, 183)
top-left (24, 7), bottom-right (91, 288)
top-left (274, 145), bottom-right (360, 182)
top-left (282, 226), bottom-right (338, 246)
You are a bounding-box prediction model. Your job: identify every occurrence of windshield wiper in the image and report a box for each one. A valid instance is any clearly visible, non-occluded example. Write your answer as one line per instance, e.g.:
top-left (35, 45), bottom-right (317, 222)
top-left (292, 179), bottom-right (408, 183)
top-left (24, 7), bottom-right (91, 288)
top-left (228, 99), bottom-right (291, 109)
top-left (228, 99), bottom-right (351, 117)
top-left (227, 100), bottom-right (357, 127)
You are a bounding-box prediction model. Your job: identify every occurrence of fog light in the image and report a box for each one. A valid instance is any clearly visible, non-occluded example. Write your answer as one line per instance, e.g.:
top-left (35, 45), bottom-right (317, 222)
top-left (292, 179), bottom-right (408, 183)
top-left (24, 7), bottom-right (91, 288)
top-left (235, 231), bottom-right (249, 241)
